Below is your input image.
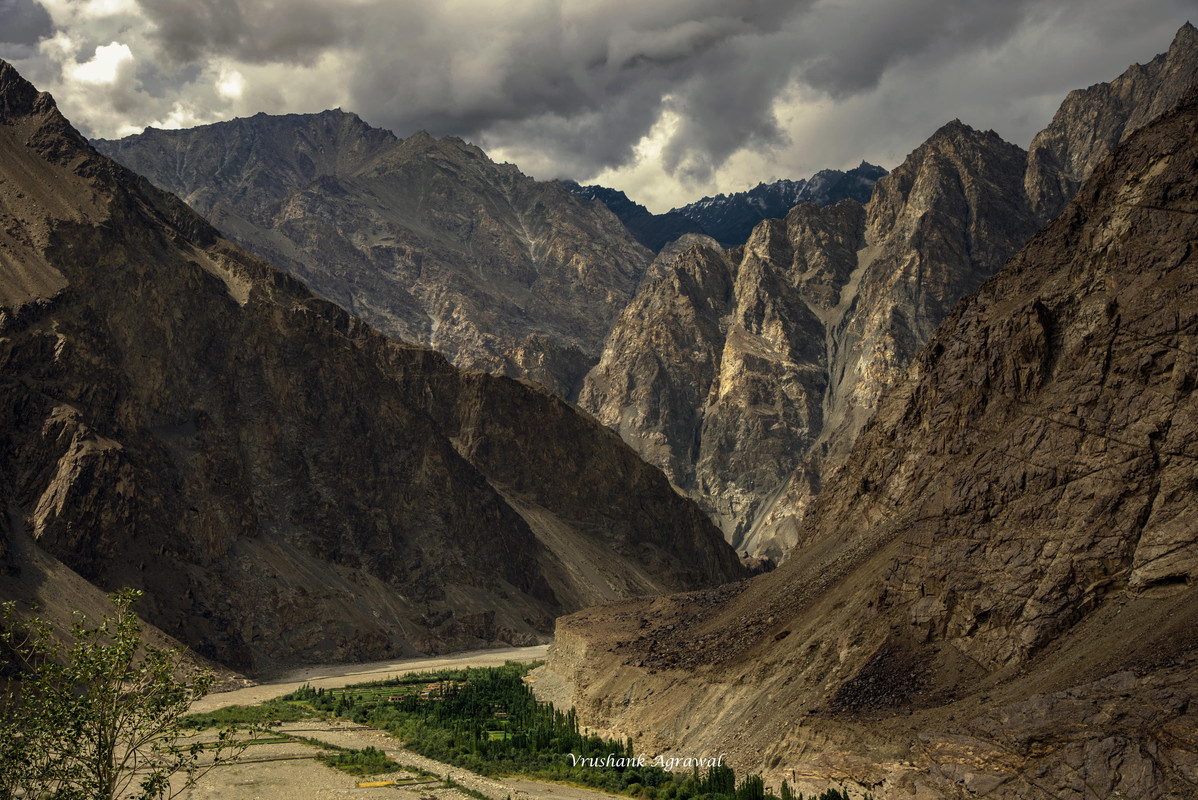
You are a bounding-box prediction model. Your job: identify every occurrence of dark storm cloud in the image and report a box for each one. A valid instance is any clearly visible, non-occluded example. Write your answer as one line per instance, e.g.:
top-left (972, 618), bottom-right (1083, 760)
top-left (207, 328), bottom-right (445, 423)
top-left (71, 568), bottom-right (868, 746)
top-left (126, 0), bottom-right (810, 176)
top-left (791, 0), bottom-right (1045, 98)
top-left (114, 0), bottom-right (1195, 188)
top-left (0, 0), bottom-right (53, 46)
top-left (345, 1), bottom-right (811, 178)
top-left (137, 0), bottom-right (349, 65)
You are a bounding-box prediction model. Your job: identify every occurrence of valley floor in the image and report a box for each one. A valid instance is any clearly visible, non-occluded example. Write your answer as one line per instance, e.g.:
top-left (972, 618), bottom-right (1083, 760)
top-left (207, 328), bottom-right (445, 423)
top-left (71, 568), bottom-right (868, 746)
top-left (193, 644), bottom-right (550, 712)
top-left (178, 719), bottom-right (624, 800)
top-left (182, 644), bottom-right (632, 800)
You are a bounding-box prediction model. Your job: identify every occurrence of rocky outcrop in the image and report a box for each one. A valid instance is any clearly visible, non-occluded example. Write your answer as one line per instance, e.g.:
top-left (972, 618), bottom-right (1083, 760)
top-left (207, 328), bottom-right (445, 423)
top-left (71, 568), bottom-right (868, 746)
top-left (543, 83), bottom-right (1198, 800)
top-left (0, 60), bottom-right (744, 674)
top-left (1025, 21), bottom-right (1198, 223)
top-left (583, 123), bottom-right (1036, 554)
top-left (94, 113), bottom-right (652, 399)
top-left (670, 163), bottom-right (886, 247)
top-left (745, 122), bottom-right (1041, 556)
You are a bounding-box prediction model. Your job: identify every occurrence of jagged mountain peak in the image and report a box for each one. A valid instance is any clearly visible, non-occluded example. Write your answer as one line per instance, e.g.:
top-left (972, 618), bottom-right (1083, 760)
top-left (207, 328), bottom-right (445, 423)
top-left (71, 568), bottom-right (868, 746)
top-left (920, 117), bottom-right (1009, 153)
top-left (1173, 18), bottom-right (1196, 45)
top-left (1025, 21), bottom-right (1198, 222)
top-left (0, 58), bottom-right (40, 110)
top-left (0, 58), bottom-right (93, 163)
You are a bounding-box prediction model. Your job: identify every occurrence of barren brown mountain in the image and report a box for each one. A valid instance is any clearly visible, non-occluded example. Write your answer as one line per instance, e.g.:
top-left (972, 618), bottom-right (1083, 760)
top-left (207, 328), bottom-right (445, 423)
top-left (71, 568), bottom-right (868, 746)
top-left (0, 60), bottom-right (744, 674)
top-left (543, 84), bottom-right (1198, 800)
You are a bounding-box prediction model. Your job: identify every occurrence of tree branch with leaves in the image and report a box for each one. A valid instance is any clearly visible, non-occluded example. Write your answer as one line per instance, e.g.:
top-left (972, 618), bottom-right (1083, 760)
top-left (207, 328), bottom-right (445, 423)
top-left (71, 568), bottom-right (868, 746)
top-left (0, 589), bottom-right (248, 800)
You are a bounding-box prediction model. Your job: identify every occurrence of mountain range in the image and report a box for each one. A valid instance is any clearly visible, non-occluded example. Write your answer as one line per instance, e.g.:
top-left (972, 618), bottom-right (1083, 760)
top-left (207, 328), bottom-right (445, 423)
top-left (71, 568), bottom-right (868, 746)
top-left (0, 60), bottom-right (744, 672)
top-left (94, 116), bottom-right (653, 399)
top-left (87, 24), bottom-right (1198, 566)
top-left (560, 181), bottom-right (707, 253)
top-left (579, 22), bottom-right (1198, 557)
top-left (668, 162), bottom-right (888, 247)
top-left (565, 162), bottom-right (887, 252)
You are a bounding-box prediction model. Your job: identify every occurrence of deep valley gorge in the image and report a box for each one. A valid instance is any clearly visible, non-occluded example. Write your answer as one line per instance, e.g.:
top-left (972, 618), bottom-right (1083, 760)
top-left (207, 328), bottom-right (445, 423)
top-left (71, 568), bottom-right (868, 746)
top-left (2, 14), bottom-right (1198, 800)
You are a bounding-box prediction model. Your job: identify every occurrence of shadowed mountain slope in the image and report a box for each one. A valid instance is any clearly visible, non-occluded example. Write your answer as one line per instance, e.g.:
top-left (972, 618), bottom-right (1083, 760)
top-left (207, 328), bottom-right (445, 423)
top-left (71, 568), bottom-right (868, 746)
top-left (565, 163), bottom-right (886, 253)
top-left (561, 181), bottom-right (708, 253)
top-left (0, 61), bottom-right (744, 674)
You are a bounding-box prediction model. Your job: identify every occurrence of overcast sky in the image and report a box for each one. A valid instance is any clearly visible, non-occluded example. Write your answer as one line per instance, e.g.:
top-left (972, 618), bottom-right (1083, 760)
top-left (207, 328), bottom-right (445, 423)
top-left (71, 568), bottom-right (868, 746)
top-left (1, 0), bottom-right (1193, 211)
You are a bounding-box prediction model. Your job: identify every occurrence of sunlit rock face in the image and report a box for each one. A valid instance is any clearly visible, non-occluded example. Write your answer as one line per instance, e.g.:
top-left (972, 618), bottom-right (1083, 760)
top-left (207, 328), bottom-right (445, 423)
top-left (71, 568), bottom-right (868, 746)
top-left (582, 122), bottom-right (1038, 556)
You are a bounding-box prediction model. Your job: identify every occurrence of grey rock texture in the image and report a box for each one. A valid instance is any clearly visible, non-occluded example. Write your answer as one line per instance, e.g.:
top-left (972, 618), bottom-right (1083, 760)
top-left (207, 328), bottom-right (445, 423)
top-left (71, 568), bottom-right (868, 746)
top-left (1026, 21), bottom-right (1198, 223)
top-left (94, 112), bottom-right (652, 399)
top-left (582, 122), bottom-right (1037, 554)
top-left (544, 82), bottom-right (1198, 800)
top-left (0, 60), bottom-right (744, 674)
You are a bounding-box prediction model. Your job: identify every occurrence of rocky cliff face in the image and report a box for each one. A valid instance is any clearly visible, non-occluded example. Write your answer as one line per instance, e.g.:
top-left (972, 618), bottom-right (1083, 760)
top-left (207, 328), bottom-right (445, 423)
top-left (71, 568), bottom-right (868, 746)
top-left (0, 61), bottom-right (744, 673)
top-left (94, 113), bottom-right (652, 399)
top-left (1025, 22), bottom-right (1198, 223)
top-left (745, 122), bottom-right (1042, 556)
top-left (544, 83), bottom-right (1198, 800)
top-left (584, 26), bottom-right (1198, 559)
top-left (582, 123), bottom-right (1036, 553)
